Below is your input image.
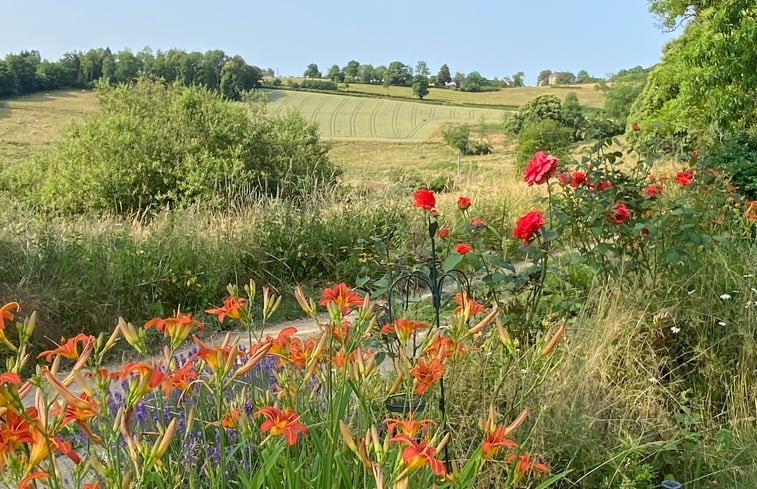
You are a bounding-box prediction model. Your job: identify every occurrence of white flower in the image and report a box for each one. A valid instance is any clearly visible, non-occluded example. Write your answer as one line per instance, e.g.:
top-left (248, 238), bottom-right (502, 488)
top-left (688, 289), bottom-right (696, 295)
top-left (743, 274), bottom-right (754, 278)
top-left (720, 293), bottom-right (732, 300)
top-left (718, 321), bottom-right (727, 326)
top-left (671, 326), bottom-right (681, 334)
top-left (649, 377), bottom-right (658, 384)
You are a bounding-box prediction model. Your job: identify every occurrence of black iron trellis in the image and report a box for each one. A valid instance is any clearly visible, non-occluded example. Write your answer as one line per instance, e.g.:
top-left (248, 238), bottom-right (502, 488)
top-left (382, 219), bottom-right (471, 473)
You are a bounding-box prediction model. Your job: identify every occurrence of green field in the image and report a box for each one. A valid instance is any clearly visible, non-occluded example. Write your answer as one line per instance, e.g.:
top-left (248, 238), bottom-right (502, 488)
top-left (263, 89), bottom-right (508, 140)
top-left (277, 79), bottom-right (607, 109)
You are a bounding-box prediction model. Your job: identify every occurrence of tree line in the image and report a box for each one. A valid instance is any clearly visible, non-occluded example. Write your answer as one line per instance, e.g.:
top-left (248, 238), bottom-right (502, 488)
top-left (0, 48), bottom-right (272, 100)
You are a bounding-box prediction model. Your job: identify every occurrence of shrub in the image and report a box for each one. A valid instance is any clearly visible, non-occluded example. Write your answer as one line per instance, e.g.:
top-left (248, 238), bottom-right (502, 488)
top-left (505, 94), bottom-right (563, 136)
top-left (25, 79), bottom-right (339, 213)
top-left (701, 132), bottom-right (757, 198)
top-left (299, 79), bottom-right (338, 91)
top-left (515, 120), bottom-right (572, 172)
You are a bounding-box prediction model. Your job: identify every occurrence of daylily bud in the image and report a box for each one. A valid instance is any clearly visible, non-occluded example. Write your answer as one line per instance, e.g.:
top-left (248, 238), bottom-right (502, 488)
top-left (294, 286), bottom-right (315, 316)
top-left (154, 418), bottom-right (177, 459)
top-left (495, 316), bottom-right (513, 347)
top-left (19, 311), bottom-right (37, 343)
top-left (121, 471), bottom-right (132, 489)
top-left (244, 280), bottom-right (256, 301)
top-left (467, 306), bottom-right (499, 335)
top-left (540, 324), bottom-right (566, 357)
top-left (118, 318), bottom-right (147, 356)
top-left (503, 406), bottom-right (529, 438)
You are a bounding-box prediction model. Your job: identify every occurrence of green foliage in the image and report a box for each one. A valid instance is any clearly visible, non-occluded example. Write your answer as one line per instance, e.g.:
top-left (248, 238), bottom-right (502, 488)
top-left (504, 94), bottom-right (564, 135)
top-left (298, 79), bottom-right (339, 91)
top-left (303, 63), bottom-right (321, 78)
top-left (701, 132), bottom-right (757, 198)
top-left (411, 75), bottom-right (429, 100)
top-left (628, 1), bottom-right (757, 150)
top-left (561, 92), bottom-right (586, 141)
top-left (515, 119), bottom-right (572, 171)
top-left (384, 61), bottom-right (410, 86)
top-left (22, 79), bottom-right (338, 213)
top-left (219, 55), bottom-right (261, 100)
top-left (442, 124), bottom-right (471, 155)
top-left (436, 64), bottom-right (452, 86)
top-left (604, 70), bottom-right (648, 128)
top-left (327, 64), bottom-right (344, 82)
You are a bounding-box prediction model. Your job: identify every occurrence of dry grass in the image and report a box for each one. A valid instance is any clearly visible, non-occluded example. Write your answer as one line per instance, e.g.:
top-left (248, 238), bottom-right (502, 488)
top-left (0, 89), bottom-right (99, 167)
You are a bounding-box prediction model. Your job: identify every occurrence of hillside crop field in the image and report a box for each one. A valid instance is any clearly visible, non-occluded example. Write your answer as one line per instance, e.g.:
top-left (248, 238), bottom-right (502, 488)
top-left (263, 89), bottom-right (508, 140)
top-left (277, 79), bottom-right (607, 109)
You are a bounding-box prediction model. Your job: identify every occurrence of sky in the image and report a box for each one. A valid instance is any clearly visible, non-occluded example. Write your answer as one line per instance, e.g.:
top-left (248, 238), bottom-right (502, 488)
top-left (1, 0), bottom-right (680, 85)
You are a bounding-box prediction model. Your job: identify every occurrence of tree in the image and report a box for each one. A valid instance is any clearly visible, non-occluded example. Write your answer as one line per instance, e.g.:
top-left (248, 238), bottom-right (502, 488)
top-left (373, 66), bottom-right (387, 85)
top-left (5, 51), bottom-right (41, 93)
top-left (304, 63), bottom-right (321, 78)
top-left (220, 56), bottom-right (261, 100)
top-left (415, 60), bottom-right (430, 77)
top-left (443, 124), bottom-right (471, 174)
top-left (561, 92), bottom-right (586, 140)
top-left (0, 61), bottom-right (19, 96)
top-left (453, 72), bottom-right (465, 89)
top-left (101, 49), bottom-right (116, 81)
top-left (537, 70), bottom-right (552, 86)
top-left (344, 60), bottom-right (360, 81)
top-left (114, 49), bottom-right (141, 83)
top-left (554, 72), bottom-right (576, 85)
top-left (511, 72), bottom-right (525, 87)
top-left (357, 64), bottom-right (374, 83)
top-left (327, 64), bottom-right (344, 82)
top-left (461, 71), bottom-right (484, 92)
top-left (436, 64), bottom-right (452, 86)
top-left (384, 61), bottom-right (409, 86)
top-left (412, 75), bottom-right (429, 100)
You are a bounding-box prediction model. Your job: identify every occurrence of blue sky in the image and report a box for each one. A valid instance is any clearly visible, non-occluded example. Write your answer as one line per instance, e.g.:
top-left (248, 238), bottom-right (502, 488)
top-left (2, 0), bottom-right (679, 85)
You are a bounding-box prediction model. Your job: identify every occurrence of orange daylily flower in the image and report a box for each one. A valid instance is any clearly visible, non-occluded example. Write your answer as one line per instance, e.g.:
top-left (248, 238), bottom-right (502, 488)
top-left (267, 326), bottom-right (298, 355)
top-left (320, 283), bottom-right (363, 316)
top-left (52, 392), bottom-right (102, 445)
top-left (745, 200), bottom-right (757, 221)
top-left (385, 417), bottom-right (436, 438)
top-left (506, 452), bottom-right (550, 475)
top-left (482, 425), bottom-right (518, 460)
top-left (145, 311), bottom-right (203, 350)
top-left (206, 296), bottom-right (248, 322)
top-left (192, 337), bottom-right (242, 377)
top-left (37, 334), bottom-right (94, 362)
top-left (0, 302), bottom-right (19, 350)
top-left (0, 408), bottom-right (35, 469)
top-left (380, 318), bottom-right (429, 344)
top-left (453, 292), bottom-right (486, 322)
top-left (19, 471), bottom-right (49, 489)
top-left (222, 408), bottom-right (241, 430)
top-left (255, 406), bottom-right (308, 445)
top-left (119, 362), bottom-right (167, 406)
top-left (391, 434), bottom-right (447, 477)
top-left (412, 357), bottom-right (444, 396)
top-left (287, 337), bottom-right (317, 369)
top-left (424, 336), bottom-right (466, 362)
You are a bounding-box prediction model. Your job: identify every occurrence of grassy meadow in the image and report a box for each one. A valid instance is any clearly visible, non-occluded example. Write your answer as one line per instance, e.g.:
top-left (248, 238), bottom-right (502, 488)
top-left (1, 80), bottom-right (756, 488)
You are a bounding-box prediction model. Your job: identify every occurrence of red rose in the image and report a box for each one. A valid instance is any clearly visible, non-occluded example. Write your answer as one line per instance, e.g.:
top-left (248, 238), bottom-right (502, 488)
top-left (413, 189), bottom-right (436, 211)
top-left (608, 203), bottom-right (630, 225)
top-left (524, 151), bottom-right (559, 186)
top-left (597, 181), bottom-right (613, 191)
top-left (645, 185), bottom-right (662, 197)
top-left (436, 226), bottom-right (450, 238)
top-left (455, 243), bottom-right (472, 254)
top-left (457, 196), bottom-right (471, 210)
top-left (691, 149), bottom-right (698, 158)
top-left (569, 171), bottom-right (587, 188)
top-left (676, 170), bottom-right (694, 186)
top-left (632, 123), bottom-right (640, 132)
top-left (513, 210), bottom-right (545, 245)
top-left (471, 218), bottom-right (485, 226)
top-left (557, 172), bottom-right (571, 185)
top-left (641, 227), bottom-right (650, 235)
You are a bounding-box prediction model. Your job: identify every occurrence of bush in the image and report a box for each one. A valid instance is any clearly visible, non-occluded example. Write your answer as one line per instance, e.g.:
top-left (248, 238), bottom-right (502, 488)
top-left (515, 119), bottom-right (573, 172)
top-left (702, 132), bottom-right (757, 198)
top-left (22, 79), bottom-right (339, 213)
top-left (299, 79), bottom-right (338, 91)
top-left (504, 94), bottom-right (563, 136)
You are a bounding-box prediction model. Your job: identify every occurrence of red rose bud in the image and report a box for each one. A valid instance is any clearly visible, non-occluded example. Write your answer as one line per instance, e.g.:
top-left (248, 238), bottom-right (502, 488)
top-left (632, 123), bottom-right (640, 132)
top-left (436, 226), bottom-right (450, 238)
top-left (471, 218), bottom-right (485, 226)
top-left (676, 170), bottom-right (694, 186)
top-left (457, 196), bottom-right (471, 210)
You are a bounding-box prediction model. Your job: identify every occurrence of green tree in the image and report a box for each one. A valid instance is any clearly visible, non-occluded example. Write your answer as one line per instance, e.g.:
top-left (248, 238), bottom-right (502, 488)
top-left (114, 49), bottom-right (141, 83)
top-left (511, 72), bottom-right (525, 87)
top-left (504, 94), bottom-right (564, 135)
top-left (412, 74), bottom-right (429, 100)
top-left (220, 56), bottom-right (261, 100)
top-left (443, 124), bottom-right (471, 174)
top-left (303, 63), bottom-right (321, 78)
top-left (344, 60), bottom-right (360, 81)
top-left (460, 71), bottom-right (484, 92)
top-left (358, 64), bottom-right (374, 83)
top-left (629, 0), bottom-right (755, 149)
top-left (384, 61), bottom-right (409, 86)
top-left (0, 60), bottom-right (19, 96)
top-left (5, 50), bottom-right (41, 93)
top-left (561, 92), bottom-right (586, 140)
top-left (373, 66), bottom-right (387, 85)
top-left (554, 72), bottom-right (576, 85)
top-left (327, 64), bottom-right (344, 82)
top-left (101, 49), bottom-right (116, 81)
top-left (415, 60), bottom-right (430, 77)
top-left (537, 69), bottom-right (552, 86)
top-left (436, 64), bottom-right (451, 86)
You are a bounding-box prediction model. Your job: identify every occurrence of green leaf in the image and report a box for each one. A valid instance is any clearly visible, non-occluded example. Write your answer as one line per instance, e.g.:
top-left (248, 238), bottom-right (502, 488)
top-left (443, 253), bottom-right (463, 272)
